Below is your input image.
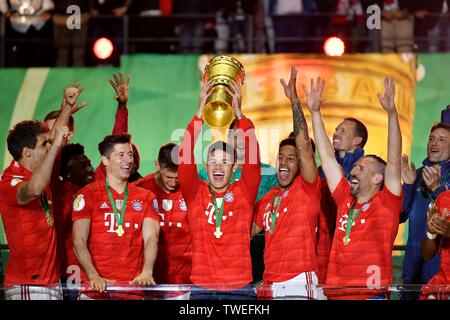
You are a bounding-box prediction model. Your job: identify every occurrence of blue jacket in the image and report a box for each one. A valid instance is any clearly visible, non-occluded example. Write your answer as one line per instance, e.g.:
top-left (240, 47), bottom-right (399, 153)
top-left (401, 158), bottom-right (450, 284)
top-left (319, 148), bottom-right (365, 179)
top-left (269, 0), bottom-right (317, 14)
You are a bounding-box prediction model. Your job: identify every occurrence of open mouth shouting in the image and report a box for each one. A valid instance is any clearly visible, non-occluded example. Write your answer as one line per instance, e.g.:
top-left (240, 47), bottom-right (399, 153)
top-left (278, 167), bottom-right (290, 181)
top-left (212, 171), bottom-right (225, 183)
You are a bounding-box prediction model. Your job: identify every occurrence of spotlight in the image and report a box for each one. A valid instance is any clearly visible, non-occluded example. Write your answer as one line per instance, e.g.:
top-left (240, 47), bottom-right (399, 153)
top-left (93, 37), bottom-right (114, 60)
top-left (324, 37), bottom-right (345, 57)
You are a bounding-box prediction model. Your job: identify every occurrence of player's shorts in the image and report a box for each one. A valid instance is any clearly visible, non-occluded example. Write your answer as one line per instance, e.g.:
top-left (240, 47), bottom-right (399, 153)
top-left (257, 271), bottom-right (326, 300)
top-left (5, 284), bottom-right (62, 300)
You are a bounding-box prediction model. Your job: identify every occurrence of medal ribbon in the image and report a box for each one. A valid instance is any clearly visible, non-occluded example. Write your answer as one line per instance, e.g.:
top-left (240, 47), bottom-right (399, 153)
top-left (210, 187), bottom-right (225, 232)
top-left (40, 192), bottom-right (52, 226)
top-left (105, 179), bottom-right (128, 229)
top-left (269, 188), bottom-right (284, 233)
top-left (345, 201), bottom-right (360, 242)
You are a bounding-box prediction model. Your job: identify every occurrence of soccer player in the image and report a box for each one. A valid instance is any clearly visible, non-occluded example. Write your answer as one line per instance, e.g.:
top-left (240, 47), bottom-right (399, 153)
top-left (400, 122), bottom-right (450, 299)
top-left (134, 143), bottom-right (192, 299)
top-left (420, 191), bottom-right (450, 300)
top-left (316, 117), bottom-right (368, 284)
top-left (52, 143), bottom-right (94, 300)
top-left (178, 79), bottom-right (261, 299)
top-left (48, 73), bottom-right (131, 299)
top-left (72, 134), bottom-right (160, 300)
top-left (310, 77), bottom-right (402, 300)
top-left (251, 67), bottom-right (322, 299)
top-left (0, 120), bottom-right (69, 300)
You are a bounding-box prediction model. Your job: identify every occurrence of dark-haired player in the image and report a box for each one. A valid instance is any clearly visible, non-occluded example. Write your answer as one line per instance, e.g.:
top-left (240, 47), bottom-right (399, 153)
top-left (72, 134), bottom-right (160, 299)
top-left (310, 77), bottom-right (402, 300)
top-left (0, 120), bottom-right (69, 300)
top-left (178, 79), bottom-right (261, 299)
top-left (134, 143), bottom-right (192, 299)
top-left (252, 67), bottom-right (322, 299)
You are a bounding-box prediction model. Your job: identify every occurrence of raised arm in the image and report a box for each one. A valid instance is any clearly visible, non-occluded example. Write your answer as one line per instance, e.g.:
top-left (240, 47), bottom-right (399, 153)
top-left (178, 80), bottom-right (214, 203)
top-left (377, 77), bottom-right (402, 196)
top-left (280, 66), bottom-right (317, 183)
top-left (226, 80), bottom-right (261, 205)
top-left (49, 83), bottom-right (87, 141)
top-left (17, 124), bottom-right (68, 205)
top-left (304, 78), bottom-right (343, 193)
top-left (109, 72), bottom-right (130, 135)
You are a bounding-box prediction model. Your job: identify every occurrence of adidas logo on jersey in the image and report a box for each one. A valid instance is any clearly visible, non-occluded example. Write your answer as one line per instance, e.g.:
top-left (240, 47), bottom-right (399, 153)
top-left (100, 202), bottom-right (109, 209)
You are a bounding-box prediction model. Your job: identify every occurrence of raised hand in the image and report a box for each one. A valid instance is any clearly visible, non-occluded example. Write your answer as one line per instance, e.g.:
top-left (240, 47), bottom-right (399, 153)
top-left (53, 125), bottom-right (69, 149)
top-left (280, 65), bottom-right (300, 104)
top-left (225, 79), bottom-right (243, 119)
top-left (401, 154), bottom-right (417, 184)
top-left (302, 77), bottom-right (326, 112)
top-left (422, 165), bottom-right (441, 192)
top-left (196, 79), bottom-right (214, 118)
top-left (109, 71), bottom-right (130, 105)
top-left (377, 77), bottom-right (397, 113)
top-left (63, 83), bottom-right (87, 114)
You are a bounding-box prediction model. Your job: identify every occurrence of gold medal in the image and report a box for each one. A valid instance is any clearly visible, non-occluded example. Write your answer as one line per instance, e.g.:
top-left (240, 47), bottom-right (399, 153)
top-left (47, 215), bottom-right (54, 228)
top-left (117, 225), bottom-right (124, 237)
top-left (343, 235), bottom-right (350, 246)
top-left (214, 227), bottom-right (223, 239)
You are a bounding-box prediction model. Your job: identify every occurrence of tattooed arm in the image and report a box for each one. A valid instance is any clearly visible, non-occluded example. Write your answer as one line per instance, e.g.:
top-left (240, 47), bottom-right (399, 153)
top-left (280, 66), bottom-right (318, 183)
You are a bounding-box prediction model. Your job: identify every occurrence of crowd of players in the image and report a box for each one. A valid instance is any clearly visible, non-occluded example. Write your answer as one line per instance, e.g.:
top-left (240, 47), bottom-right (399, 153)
top-left (0, 68), bottom-right (449, 300)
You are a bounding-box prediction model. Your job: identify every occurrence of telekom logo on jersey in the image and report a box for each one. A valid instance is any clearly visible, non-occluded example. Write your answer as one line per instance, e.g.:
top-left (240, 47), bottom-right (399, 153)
top-left (204, 201), bottom-right (233, 225)
top-left (104, 212), bottom-right (139, 233)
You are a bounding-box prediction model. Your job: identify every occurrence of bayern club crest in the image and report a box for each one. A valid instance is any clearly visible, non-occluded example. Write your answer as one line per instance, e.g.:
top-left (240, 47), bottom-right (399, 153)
top-left (132, 200), bottom-right (143, 212)
top-left (179, 200), bottom-right (187, 211)
top-left (283, 190), bottom-right (289, 198)
top-left (224, 192), bottom-right (234, 203)
top-left (362, 203), bottom-right (371, 211)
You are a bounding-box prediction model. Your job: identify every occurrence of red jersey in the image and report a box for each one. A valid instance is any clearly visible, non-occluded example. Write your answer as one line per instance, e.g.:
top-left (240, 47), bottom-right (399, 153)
top-left (325, 177), bottom-right (401, 299)
top-left (0, 160), bottom-right (59, 287)
top-left (421, 191), bottom-right (450, 299)
top-left (254, 175), bottom-right (321, 283)
top-left (52, 180), bottom-right (80, 277)
top-left (134, 173), bottom-right (192, 284)
top-left (315, 179), bottom-right (338, 284)
top-left (71, 180), bottom-right (160, 285)
top-left (178, 116), bottom-right (261, 290)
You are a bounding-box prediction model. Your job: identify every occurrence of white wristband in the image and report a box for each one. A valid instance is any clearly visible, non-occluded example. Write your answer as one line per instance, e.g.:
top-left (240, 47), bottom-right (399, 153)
top-left (426, 231), bottom-right (437, 240)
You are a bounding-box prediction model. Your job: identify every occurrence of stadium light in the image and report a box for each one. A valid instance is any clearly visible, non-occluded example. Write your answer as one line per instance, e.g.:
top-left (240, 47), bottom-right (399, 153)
top-left (323, 37), bottom-right (345, 57)
top-left (93, 37), bottom-right (114, 60)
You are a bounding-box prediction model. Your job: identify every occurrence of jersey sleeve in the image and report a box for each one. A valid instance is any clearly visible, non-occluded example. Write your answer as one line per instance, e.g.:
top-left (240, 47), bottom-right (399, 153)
top-left (299, 174), bottom-right (321, 200)
top-left (144, 191), bottom-right (162, 222)
top-left (72, 186), bottom-right (95, 221)
top-left (112, 106), bottom-right (128, 135)
top-left (0, 176), bottom-right (26, 207)
top-left (253, 198), bottom-right (265, 230)
top-left (380, 185), bottom-right (403, 217)
top-left (178, 116), bottom-right (203, 203)
top-left (237, 116), bottom-right (262, 205)
top-left (331, 176), bottom-right (351, 204)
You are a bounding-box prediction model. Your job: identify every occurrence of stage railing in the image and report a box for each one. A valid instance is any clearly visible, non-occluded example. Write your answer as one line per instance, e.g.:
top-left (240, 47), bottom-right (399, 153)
top-left (0, 283), bottom-right (449, 300)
